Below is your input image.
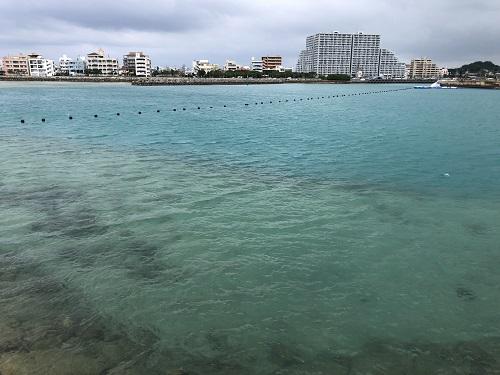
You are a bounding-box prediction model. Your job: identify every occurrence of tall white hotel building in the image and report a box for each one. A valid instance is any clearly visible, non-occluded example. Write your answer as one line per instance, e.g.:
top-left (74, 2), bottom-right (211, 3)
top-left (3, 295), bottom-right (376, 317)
top-left (296, 32), bottom-right (405, 79)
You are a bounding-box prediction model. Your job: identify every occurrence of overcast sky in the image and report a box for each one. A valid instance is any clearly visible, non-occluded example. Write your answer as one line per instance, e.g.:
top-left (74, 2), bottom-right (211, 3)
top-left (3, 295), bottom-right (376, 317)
top-left (0, 0), bottom-right (498, 68)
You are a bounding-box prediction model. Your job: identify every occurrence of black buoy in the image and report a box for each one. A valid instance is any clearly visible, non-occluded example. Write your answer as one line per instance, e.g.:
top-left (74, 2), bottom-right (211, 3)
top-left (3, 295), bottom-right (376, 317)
top-left (245, 104), bottom-right (249, 106)
top-left (21, 119), bottom-right (25, 124)
top-left (223, 105), bottom-right (226, 107)
top-left (261, 102), bottom-right (264, 104)
top-left (94, 114), bottom-right (98, 118)
top-left (173, 109), bottom-right (177, 111)
top-left (117, 113), bottom-right (120, 116)
top-left (182, 108), bottom-right (186, 111)
top-left (157, 110), bottom-right (160, 113)
top-left (69, 116), bottom-right (73, 120)
top-left (198, 107), bottom-right (201, 109)
top-left (209, 106), bottom-right (213, 109)
top-left (42, 118), bottom-right (46, 122)
top-left (138, 111), bottom-right (142, 114)
top-left (270, 101), bottom-right (272, 103)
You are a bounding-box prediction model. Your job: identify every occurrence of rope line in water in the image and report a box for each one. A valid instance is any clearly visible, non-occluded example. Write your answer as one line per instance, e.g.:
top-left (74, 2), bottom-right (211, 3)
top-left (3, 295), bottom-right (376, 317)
top-left (17, 87), bottom-right (412, 124)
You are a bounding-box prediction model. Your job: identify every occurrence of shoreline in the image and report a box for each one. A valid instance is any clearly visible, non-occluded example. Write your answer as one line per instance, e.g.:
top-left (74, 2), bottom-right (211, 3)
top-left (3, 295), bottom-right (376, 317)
top-left (0, 76), bottom-right (436, 86)
top-left (440, 80), bottom-right (500, 89)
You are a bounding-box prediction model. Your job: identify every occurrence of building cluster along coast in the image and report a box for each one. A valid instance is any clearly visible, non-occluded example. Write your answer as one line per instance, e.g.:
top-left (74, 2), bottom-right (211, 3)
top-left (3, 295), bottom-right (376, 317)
top-left (0, 31), bottom-right (475, 81)
top-left (295, 31), bottom-right (448, 80)
top-left (1, 49), bottom-right (152, 78)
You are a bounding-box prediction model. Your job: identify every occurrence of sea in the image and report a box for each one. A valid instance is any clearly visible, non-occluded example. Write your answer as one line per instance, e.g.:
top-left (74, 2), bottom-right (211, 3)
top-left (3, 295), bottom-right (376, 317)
top-left (1, 81), bottom-right (500, 374)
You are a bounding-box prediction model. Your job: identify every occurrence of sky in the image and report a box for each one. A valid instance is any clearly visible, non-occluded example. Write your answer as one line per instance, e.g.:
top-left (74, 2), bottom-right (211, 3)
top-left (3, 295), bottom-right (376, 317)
top-left (0, 0), bottom-right (499, 68)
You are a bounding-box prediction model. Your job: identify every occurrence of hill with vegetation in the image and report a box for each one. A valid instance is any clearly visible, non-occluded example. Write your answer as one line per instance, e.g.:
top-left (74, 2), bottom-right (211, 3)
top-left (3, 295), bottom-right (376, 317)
top-left (449, 61), bottom-right (499, 77)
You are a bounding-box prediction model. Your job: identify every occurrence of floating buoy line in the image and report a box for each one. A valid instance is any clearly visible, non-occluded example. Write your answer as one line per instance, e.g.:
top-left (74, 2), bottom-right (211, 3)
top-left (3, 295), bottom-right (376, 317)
top-left (18, 87), bottom-right (412, 124)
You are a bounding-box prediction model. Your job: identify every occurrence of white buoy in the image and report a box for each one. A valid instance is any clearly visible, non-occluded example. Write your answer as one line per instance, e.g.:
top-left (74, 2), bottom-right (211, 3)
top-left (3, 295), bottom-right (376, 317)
top-left (444, 173), bottom-right (450, 177)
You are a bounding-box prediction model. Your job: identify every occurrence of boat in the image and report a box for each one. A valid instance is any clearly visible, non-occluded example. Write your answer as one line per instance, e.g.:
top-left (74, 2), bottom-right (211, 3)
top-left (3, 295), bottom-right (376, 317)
top-left (414, 81), bottom-right (457, 89)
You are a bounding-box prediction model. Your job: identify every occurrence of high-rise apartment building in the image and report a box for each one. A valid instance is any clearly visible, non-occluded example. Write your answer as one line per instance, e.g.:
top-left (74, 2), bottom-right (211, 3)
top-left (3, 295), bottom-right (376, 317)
top-left (351, 33), bottom-right (381, 78)
top-left (86, 49), bottom-right (119, 75)
top-left (296, 32), bottom-right (405, 79)
top-left (378, 49), bottom-right (406, 79)
top-left (123, 52), bottom-right (152, 77)
top-left (408, 58), bottom-right (441, 79)
top-left (262, 56), bottom-right (282, 70)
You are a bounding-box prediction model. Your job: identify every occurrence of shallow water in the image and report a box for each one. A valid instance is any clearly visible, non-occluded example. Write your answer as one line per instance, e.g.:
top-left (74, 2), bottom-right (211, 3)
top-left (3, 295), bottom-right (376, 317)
top-left (1, 82), bottom-right (500, 374)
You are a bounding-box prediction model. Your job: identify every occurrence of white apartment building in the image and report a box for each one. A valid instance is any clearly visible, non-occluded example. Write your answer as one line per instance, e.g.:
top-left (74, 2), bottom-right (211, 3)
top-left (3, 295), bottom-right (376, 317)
top-left (222, 60), bottom-right (250, 71)
top-left (1, 54), bottom-right (30, 76)
top-left (27, 54), bottom-right (55, 77)
top-left (68, 56), bottom-right (86, 75)
top-left (192, 60), bottom-right (219, 74)
top-left (378, 49), bottom-right (406, 79)
top-left (296, 32), bottom-right (405, 79)
top-left (408, 58), bottom-right (441, 79)
top-left (251, 58), bottom-right (263, 72)
top-left (59, 54), bottom-right (72, 74)
top-left (296, 50), bottom-right (311, 74)
top-left (86, 49), bottom-right (118, 75)
top-left (351, 33), bottom-right (381, 78)
top-left (224, 60), bottom-right (238, 71)
top-left (123, 52), bottom-right (151, 77)
top-left (58, 55), bottom-right (88, 75)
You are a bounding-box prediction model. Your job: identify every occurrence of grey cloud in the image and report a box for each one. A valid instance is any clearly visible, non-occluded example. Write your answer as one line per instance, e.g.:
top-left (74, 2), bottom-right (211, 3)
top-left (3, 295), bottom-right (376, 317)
top-left (3, 0), bottom-right (250, 33)
top-left (1, 0), bottom-right (499, 68)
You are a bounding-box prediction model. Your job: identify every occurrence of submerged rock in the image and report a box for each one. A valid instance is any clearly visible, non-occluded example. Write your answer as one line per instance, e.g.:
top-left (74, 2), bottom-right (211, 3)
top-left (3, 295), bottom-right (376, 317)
top-left (206, 331), bottom-right (229, 352)
top-left (0, 350), bottom-right (108, 375)
top-left (464, 222), bottom-right (488, 235)
top-left (456, 287), bottom-right (476, 301)
top-left (268, 342), bottom-right (305, 368)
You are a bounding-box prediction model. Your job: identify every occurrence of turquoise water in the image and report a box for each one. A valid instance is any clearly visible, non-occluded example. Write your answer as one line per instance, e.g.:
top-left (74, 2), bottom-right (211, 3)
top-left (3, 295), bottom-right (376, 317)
top-left (1, 82), bottom-right (500, 374)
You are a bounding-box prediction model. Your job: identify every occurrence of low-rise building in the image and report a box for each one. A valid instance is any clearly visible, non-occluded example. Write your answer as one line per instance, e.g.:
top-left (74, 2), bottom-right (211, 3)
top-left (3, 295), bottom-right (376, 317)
top-left (251, 58), bottom-right (263, 72)
top-left (123, 52), bottom-right (151, 77)
top-left (86, 49), bottom-right (119, 75)
top-left (68, 56), bottom-right (86, 75)
top-left (27, 54), bottom-right (54, 77)
top-left (58, 54), bottom-right (72, 74)
top-left (408, 58), bottom-right (441, 79)
top-left (223, 60), bottom-right (250, 71)
top-left (192, 59), bottom-right (219, 74)
top-left (262, 56), bottom-right (283, 70)
top-left (2, 54), bottom-right (30, 76)
top-left (224, 60), bottom-right (238, 71)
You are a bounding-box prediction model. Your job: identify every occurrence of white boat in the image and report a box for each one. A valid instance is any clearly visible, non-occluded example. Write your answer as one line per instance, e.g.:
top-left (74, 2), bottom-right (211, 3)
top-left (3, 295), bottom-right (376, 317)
top-left (414, 81), bottom-right (457, 89)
